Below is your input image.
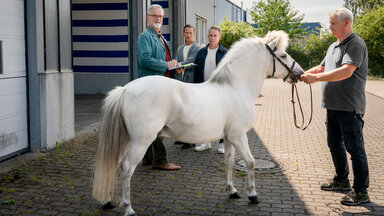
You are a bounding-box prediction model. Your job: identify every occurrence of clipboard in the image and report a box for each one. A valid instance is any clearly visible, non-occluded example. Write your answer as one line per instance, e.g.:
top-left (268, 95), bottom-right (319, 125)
top-left (169, 63), bottom-right (197, 71)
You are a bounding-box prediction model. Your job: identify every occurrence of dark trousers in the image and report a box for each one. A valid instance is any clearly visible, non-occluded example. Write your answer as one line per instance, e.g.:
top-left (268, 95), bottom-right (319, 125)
top-left (326, 109), bottom-right (369, 194)
top-left (143, 137), bottom-right (168, 165)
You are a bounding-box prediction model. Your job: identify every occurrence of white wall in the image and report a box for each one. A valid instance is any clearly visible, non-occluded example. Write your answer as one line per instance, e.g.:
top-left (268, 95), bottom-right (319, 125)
top-left (42, 0), bottom-right (74, 149)
top-left (32, 0), bottom-right (74, 150)
top-left (0, 0), bottom-right (28, 159)
top-left (186, 0), bottom-right (215, 47)
top-left (40, 72), bottom-right (74, 148)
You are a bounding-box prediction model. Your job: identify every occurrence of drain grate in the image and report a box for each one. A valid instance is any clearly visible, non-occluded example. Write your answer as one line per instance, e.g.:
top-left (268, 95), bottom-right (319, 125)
top-left (234, 157), bottom-right (288, 174)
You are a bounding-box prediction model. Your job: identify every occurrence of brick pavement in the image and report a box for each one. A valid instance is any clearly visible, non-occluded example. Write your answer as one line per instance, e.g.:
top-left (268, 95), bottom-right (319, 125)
top-left (1, 79), bottom-right (384, 215)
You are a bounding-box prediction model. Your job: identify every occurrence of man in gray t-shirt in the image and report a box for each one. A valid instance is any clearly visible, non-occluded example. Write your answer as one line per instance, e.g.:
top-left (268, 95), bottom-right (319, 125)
top-left (301, 8), bottom-right (369, 206)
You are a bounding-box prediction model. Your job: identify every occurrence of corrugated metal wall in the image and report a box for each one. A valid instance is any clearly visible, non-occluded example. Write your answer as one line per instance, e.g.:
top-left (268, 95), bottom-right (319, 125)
top-left (72, 0), bottom-right (129, 94)
top-left (0, 0), bottom-right (28, 160)
top-left (151, 0), bottom-right (171, 49)
top-left (72, 0), bottom-right (129, 73)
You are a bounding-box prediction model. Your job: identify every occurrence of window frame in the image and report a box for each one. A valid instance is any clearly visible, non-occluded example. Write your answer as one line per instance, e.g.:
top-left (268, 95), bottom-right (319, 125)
top-left (0, 40), bottom-right (3, 74)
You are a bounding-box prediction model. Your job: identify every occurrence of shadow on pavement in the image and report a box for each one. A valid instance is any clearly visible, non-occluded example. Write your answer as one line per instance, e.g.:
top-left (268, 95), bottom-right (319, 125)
top-left (2, 79), bottom-right (384, 215)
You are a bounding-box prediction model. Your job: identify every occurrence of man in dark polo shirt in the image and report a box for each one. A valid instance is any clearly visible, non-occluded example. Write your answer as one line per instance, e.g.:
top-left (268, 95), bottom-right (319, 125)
top-left (301, 7), bottom-right (369, 206)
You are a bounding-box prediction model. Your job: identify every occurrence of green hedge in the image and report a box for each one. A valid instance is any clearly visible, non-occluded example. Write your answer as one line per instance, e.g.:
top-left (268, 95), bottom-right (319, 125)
top-left (287, 31), bottom-right (336, 70)
top-left (219, 19), bottom-right (256, 49)
top-left (288, 28), bottom-right (384, 78)
top-left (219, 7), bottom-right (384, 78)
top-left (354, 6), bottom-right (384, 78)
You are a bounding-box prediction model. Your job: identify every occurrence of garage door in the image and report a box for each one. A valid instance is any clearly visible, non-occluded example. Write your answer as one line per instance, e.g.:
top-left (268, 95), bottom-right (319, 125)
top-left (0, 0), bottom-right (28, 161)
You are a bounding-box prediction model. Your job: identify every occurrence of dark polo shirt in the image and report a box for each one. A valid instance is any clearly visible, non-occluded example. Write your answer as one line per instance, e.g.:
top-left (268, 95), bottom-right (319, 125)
top-left (321, 33), bottom-right (368, 114)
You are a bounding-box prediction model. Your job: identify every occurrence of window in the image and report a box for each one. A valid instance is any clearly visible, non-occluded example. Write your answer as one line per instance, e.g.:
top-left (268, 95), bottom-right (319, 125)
top-left (0, 41), bottom-right (3, 74)
top-left (195, 13), bottom-right (207, 46)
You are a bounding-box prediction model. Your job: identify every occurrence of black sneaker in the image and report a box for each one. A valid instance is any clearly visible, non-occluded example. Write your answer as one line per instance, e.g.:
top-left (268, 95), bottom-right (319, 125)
top-left (181, 143), bottom-right (194, 149)
top-left (341, 190), bottom-right (370, 206)
top-left (321, 179), bottom-right (352, 192)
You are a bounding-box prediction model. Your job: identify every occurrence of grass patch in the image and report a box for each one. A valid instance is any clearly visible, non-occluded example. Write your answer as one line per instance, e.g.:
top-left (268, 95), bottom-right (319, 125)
top-left (1, 175), bottom-right (14, 181)
top-left (0, 188), bottom-right (18, 193)
top-left (28, 175), bottom-right (40, 183)
top-left (215, 204), bottom-right (223, 208)
top-left (80, 209), bottom-right (101, 216)
top-left (368, 75), bottom-right (384, 80)
top-left (2, 196), bottom-right (16, 205)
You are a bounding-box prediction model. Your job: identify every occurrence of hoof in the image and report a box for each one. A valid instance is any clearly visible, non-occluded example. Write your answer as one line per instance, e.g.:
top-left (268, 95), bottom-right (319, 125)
top-left (248, 196), bottom-right (259, 204)
top-left (127, 214), bottom-right (137, 216)
top-left (102, 201), bottom-right (116, 209)
top-left (229, 192), bottom-right (241, 199)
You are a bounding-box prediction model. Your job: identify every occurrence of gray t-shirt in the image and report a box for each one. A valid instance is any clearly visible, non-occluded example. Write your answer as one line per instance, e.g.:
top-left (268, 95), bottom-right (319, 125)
top-left (321, 33), bottom-right (368, 114)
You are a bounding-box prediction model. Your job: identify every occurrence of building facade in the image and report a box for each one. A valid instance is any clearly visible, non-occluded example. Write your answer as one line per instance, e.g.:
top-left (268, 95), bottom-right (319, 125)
top-left (1, 0), bottom-right (73, 161)
top-left (72, 0), bottom-right (215, 94)
top-left (0, 0), bottom-right (217, 161)
top-left (214, 0), bottom-right (247, 25)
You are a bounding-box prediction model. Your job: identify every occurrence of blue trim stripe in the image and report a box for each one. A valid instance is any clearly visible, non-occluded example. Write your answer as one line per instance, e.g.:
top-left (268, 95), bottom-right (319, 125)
top-left (73, 35), bottom-right (128, 42)
top-left (72, 3), bottom-right (127, 11)
top-left (73, 66), bottom-right (129, 73)
top-left (73, 19), bottom-right (128, 27)
top-left (163, 34), bottom-right (170, 41)
top-left (73, 50), bottom-right (129, 58)
top-left (152, 1), bottom-right (169, 8)
top-left (163, 18), bottom-right (168, 25)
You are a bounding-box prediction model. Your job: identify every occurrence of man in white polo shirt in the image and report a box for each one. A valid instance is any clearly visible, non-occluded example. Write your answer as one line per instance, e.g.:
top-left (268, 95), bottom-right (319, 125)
top-left (193, 25), bottom-right (228, 153)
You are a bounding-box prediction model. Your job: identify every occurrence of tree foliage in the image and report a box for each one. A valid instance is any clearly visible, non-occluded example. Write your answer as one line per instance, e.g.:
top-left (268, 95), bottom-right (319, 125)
top-left (353, 6), bottom-right (384, 77)
top-left (354, 6), bottom-right (384, 58)
top-left (344, 0), bottom-right (384, 16)
top-left (218, 18), bottom-right (256, 49)
top-left (250, 0), bottom-right (307, 39)
top-left (288, 30), bottom-right (336, 70)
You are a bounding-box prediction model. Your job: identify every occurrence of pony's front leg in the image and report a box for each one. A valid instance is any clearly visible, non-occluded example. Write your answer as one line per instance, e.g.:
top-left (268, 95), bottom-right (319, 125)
top-left (120, 143), bottom-right (149, 216)
top-left (231, 134), bottom-right (259, 204)
top-left (224, 141), bottom-right (241, 199)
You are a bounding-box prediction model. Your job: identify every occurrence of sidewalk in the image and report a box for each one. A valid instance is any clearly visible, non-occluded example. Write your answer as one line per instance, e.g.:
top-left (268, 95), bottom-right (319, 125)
top-left (1, 79), bottom-right (383, 215)
top-left (366, 80), bottom-right (384, 99)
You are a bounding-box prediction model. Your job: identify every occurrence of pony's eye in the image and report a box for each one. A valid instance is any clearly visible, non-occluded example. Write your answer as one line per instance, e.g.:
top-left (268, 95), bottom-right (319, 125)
top-left (281, 54), bottom-right (287, 58)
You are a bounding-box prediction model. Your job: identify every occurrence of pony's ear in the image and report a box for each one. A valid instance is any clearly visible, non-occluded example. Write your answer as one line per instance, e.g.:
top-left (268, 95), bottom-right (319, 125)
top-left (267, 35), bottom-right (281, 50)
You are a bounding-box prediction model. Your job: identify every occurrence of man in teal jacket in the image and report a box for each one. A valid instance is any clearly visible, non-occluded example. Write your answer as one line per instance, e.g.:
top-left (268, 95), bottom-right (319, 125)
top-left (137, 4), bottom-right (180, 170)
top-left (137, 6), bottom-right (177, 77)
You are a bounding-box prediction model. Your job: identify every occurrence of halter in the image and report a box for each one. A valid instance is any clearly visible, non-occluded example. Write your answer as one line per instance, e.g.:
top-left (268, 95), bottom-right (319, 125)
top-left (264, 44), bottom-right (313, 130)
top-left (264, 44), bottom-right (296, 82)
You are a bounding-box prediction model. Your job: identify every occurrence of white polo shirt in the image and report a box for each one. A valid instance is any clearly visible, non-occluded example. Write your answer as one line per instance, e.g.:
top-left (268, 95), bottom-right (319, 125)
top-left (204, 47), bottom-right (218, 81)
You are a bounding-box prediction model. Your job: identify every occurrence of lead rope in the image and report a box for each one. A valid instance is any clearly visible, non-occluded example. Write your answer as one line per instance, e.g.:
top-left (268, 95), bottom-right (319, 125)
top-left (291, 83), bottom-right (313, 130)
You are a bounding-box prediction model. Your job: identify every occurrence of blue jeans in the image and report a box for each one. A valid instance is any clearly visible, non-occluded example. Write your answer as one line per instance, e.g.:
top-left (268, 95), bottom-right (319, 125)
top-left (326, 109), bottom-right (369, 194)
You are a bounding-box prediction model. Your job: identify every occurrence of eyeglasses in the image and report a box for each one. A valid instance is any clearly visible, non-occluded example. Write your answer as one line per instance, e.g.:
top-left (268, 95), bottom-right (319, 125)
top-left (149, 14), bottom-right (163, 19)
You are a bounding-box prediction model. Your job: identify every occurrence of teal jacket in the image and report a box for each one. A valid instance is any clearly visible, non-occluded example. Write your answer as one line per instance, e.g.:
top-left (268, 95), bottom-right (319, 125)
top-left (137, 27), bottom-right (171, 77)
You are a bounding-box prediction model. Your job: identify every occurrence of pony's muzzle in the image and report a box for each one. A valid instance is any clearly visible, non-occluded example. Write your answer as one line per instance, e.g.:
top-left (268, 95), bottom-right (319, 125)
top-left (288, 62), bottom-right (304, 83)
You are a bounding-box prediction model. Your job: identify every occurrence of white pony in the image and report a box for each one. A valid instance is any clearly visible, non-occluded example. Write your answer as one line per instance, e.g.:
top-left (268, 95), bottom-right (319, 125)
top-left (92, 30), bottom-right (304, 216)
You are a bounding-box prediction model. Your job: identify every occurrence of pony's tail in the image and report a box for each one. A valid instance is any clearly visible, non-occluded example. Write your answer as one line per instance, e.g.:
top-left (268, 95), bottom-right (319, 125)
top-left (92, 86), bottom-right (130, 202)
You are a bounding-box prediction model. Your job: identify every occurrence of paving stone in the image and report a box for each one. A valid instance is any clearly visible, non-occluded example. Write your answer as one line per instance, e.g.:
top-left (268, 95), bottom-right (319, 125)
top-left (1, 80), bottom-right (384, 215)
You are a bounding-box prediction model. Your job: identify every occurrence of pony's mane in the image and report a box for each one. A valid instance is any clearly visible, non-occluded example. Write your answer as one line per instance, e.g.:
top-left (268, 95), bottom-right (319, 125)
top-left (210, 30), bottom-right (289, 85)
top-left (263, 30), bottom-right (289, 53)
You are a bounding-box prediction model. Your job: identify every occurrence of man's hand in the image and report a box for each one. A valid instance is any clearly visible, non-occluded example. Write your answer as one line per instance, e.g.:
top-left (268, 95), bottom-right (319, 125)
top-left (301, 73), bottom-right (318, 84)
top-left (167, 60), bottom-right (177, 68)
top-left (176, 68), bottom-right (184, 74)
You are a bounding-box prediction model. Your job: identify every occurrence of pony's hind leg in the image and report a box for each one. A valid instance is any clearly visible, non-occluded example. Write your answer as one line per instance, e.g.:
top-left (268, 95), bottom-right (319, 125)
top-left (120, 141), bottom-right (150, 216)
top-left (228, 134), bottom-right (259, 204)
top-left (223, 139), bottom-right (241, 199)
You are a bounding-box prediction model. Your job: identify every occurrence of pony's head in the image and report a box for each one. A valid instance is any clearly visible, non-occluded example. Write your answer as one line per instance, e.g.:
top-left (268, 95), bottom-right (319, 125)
top-left (263, 31), bottom-right (304, 83)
